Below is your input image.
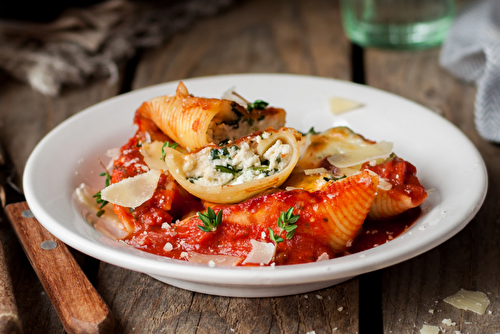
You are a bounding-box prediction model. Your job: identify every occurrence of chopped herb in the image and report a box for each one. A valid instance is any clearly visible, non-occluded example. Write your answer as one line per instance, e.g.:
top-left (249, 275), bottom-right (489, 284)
top-left (263, 168), bottom-right (278, 176)
top-left (161, 141), bottom-right (179, 161)
top-left (257, 115), bottom-right (265, 121)
top-left (210, 147), bottom-right (230, 161)
top-left (196, 207), bottom-right (223, 232)
top-left (215, 165), bottom-right (239, 175)
top-left (276, 156), bottom-right (281, 164)
top-left (230, 145), bottom-right (240, 151)
top-left (93, 166), bottom-right (111, 216)
top-left (269, 227), bottom-right (284, 245)
top-left (299, 127), bottom-right (320, 136)
top-left (323, 175), bottom-right (347, 182)
top-left (277, 207), bottom-right (300, 239)
top-left (248, 166), bottom-right (269, 171)
top-left (247, 100), bottom-right (269, 112)
top-left (187, 176), bottom-right (202, 183)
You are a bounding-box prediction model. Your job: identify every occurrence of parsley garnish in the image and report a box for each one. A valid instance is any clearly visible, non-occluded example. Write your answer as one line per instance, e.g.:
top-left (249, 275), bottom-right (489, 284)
top-left (247, 100), bottom-right (269, 112)
top-left (196, 207), bottom-right (223, 232)
top-left (161, 141), bottom-right (179, 161)
top-left (277, 207), bottom-right (300, 239)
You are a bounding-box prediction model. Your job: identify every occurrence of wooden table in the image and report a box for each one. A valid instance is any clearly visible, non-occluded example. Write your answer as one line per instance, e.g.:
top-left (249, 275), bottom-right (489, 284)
top-left (1, 0), bottom-right (499, 333)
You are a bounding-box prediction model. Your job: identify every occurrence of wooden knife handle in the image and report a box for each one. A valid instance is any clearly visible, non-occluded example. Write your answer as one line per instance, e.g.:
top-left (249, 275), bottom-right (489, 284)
top-left (5, 202), bottom-right (114, 334)
top-left (0, 235), bottom-right (22, 334)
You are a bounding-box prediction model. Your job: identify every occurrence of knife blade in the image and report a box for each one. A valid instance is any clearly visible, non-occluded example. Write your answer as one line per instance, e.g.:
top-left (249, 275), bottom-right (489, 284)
top-left (0, 142), bottom-right (114, 334)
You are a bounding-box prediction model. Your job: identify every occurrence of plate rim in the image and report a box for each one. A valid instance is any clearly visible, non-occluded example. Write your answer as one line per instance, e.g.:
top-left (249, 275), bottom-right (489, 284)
top-left (23, 73), bottom-right (488, 289)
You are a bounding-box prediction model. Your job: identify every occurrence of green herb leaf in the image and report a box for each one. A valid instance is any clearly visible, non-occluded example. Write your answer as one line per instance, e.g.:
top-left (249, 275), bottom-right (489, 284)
top-left (93, 167), bottom-right (112, 216)
top-left (247, 100), bottom-right (269, 112)
top-left (161, 141), bottom-right (179, 161)
top-left (323, 175), bottom-right (347, 182)
top-left (269, 227), bottom-right (284, 245)
top-left (210, 147), bottom-right (231, 161)
top-left (196, 207), bottom-right (223, 232)
top-left (187, 176), bottom-right (202, 183)
top-left (298, 127), bottom-right (320, 136)
top-left (215, 165), bottom-right (239, 175)
top-left (276, 207), bottom-right (300, 240)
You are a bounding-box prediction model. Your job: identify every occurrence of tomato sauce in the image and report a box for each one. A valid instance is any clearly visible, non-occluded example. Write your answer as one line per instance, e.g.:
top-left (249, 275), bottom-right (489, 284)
top-left (110, 114), bottom-right (423, 266)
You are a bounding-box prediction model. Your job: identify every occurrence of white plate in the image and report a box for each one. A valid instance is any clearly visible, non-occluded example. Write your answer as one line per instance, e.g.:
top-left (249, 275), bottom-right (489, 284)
top-left (23, 74), bottom-right (487, 297)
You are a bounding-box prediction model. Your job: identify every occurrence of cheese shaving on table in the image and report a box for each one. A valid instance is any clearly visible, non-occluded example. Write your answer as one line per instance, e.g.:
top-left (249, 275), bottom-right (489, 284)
top-left (443, 289), bottom-right (490, 314)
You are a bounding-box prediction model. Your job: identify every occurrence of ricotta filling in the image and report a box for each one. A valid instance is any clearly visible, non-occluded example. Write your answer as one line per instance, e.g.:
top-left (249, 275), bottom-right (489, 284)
top-left (182, 136), bottom-right (292, 187)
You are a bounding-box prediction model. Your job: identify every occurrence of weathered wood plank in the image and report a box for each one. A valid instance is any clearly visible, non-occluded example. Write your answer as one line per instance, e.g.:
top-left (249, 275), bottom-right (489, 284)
top-left (132, 0), bottom-right (350, 89)
top-left (0, 74), bottom-right (123, 333)
top-left (95, 0), bottom-right (357, 333)
top-left (365, 48), bottom-right (500, 333)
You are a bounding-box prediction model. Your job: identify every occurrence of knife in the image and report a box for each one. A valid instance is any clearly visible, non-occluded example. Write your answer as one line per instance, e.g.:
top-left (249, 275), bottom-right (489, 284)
top-left (0, 142), bottom-right (114, 334)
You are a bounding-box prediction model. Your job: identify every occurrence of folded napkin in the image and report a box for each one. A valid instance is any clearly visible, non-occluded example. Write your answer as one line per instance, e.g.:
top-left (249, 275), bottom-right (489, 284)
top-left (439, 0), bottom-right (500, 143)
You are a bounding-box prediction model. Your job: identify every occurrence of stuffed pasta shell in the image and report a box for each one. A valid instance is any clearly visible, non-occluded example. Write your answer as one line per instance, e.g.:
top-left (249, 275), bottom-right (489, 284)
top-left (137, 82), bottom-right (286, 151)
top-left (163, 127), bottom-right (302, 204)
top-left (148, 170), bottom-right (378, 265)
top-left (286, 127), bottom-right (427, 219)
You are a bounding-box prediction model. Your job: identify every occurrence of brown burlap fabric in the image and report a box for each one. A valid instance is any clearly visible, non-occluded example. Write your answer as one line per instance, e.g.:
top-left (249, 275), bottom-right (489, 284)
top-left (0, 0), bottom-right (234, 95)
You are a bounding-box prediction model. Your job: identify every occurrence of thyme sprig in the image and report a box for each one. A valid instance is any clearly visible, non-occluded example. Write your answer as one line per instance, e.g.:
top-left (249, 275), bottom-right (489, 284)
top-left (161, 141), bottom-right (179, 161)
top-left (196, 207), bottom-right (223, 232)
top-left (277, 207), bottom-right (300, 240)
top-left (269, 228), bottom-right (284, 245)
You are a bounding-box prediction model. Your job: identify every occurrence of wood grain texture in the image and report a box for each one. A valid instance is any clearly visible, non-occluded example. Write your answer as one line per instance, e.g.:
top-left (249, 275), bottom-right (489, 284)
top-left (0, 234), bottom-right (21, 334)
top-left (5, 202), bottom-right (114, 334)
top-left (0, 77), bottom-right (122, 186)
top-left (132, 0), bottom-right (350, 89)
top-left (0, 68), bottom-right (123, 333)
top-left (96, 264), bottom-right (359, 334)
top-left (365, 48), bottom-right (500, 333)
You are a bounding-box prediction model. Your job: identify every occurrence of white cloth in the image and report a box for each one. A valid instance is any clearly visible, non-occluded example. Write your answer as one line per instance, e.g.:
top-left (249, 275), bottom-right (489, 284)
top-left (439, 0), bottom-right (500, 143)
